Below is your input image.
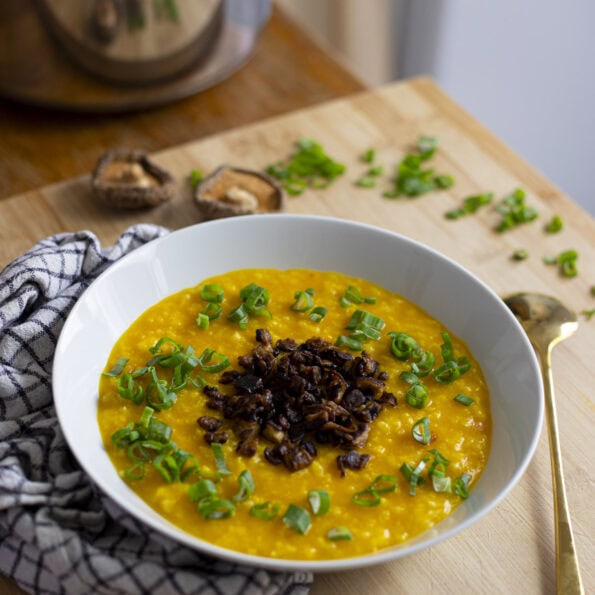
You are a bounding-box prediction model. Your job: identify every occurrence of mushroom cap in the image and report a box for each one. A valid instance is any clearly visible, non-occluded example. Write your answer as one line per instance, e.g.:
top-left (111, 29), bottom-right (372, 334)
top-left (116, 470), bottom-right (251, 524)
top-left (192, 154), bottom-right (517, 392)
top-left (92, 149), bottom-right (176, 209)
top-left (194, 165), bottom-right (285, 220)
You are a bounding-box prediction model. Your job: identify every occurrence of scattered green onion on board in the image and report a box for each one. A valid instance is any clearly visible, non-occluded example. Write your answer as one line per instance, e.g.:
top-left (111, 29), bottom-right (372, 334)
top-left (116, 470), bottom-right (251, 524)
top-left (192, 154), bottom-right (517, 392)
top-left (495, 188), bottom-right (538, 232)
top-left (512, 249), bottom-right (529, 261)
top-left (189, 169), bottom-right (203, 188)
top-left (545, 214), bottom-right (563, 233)
top-left (445, 193), bottom-right (493, 220)
top-left (265, 138), bottom-right (346, 196)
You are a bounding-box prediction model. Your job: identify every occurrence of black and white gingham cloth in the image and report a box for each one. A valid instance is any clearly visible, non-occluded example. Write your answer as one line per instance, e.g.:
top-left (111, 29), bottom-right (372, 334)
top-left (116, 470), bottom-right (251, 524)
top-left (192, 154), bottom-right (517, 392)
top-left (0, 225), bottom-right (312, 594)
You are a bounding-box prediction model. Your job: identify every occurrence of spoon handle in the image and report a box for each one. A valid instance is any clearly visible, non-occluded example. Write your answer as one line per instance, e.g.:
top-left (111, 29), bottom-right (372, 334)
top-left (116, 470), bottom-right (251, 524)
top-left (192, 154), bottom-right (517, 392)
top-left (540, 346), bottom-right (584, 595)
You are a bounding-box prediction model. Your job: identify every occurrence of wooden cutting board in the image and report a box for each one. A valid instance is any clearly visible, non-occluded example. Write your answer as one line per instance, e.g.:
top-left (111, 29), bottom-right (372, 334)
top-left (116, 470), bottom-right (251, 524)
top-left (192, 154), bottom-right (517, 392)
top-left (0, 77), bottom-right (593, 594)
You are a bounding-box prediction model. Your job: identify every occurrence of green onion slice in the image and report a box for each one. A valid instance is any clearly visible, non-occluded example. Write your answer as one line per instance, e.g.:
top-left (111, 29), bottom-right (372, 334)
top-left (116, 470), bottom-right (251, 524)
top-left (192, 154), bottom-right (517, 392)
top-left (188, 478), bottom-right (218, 502)
top-left (454, 393), bottom-right (475, 406)
top-left (200, 283), bottom-right (224, 303)
top-left (202, 303), bottom-right (222, 321)
top-left (198, 496), bottom-right (235, 520)
top-left (327, 526), bottom-right (353, 541)
top-left (369, 475), bottom-right (397, 494)
top-left (335, 335), bottom-right (362, 351)
top-left (117, 373), bottom-right (144, 404)
top-left (339, 296), bottom-right (352, 308)
top-left (197, 348), bottom-right (230, 373)
top-left (189, 169), bottom-right (203, 188)
top-left (210, 443), bottom-right (232, 477)
top-left (232, 470), bottom-right (255, 502)
top-left (406, 383), bottom-right (428, 409)
top-left (291, 290), bottom-right (314, 312)
top-left (454, 473), bottom-right (472, 499)
top-left (411, 350), bottom-right (435, 376)
top-left (309, 306), bottom-right (328, 322)
top-left (347, 310), bottom-right (385, 331)
top-left (412, 417), bottom-right (431, 444)
top-left (123, 462), bottom-right (145, 480)
top-left (195, 313), bottom-right (209, 330)
top-left (308, 489), bottom-right (330, 515)
top-left (249, 501), bottom-right (280, 521)
top-left (282, 504), bottom-right (312, 535)
top-left (361, 148), bottom-right (376, 163)
top-left (432, 475), bottom-right (452, 493)
top-left (344, 285), bottom-right (364, 304)
top-left (352, 488), bottom-right (381, 507)
top-left (103, 357), bottom-right (129, 377)
top-left (228, 304), bottom-right (249, 329)
top-left (388, 332), bottom-right (420, 361)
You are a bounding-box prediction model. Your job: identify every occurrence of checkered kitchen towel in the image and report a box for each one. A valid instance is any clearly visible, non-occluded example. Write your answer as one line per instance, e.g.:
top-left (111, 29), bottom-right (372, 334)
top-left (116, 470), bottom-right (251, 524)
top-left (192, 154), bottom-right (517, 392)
top-left (0, 225), bottom-right (312, 595)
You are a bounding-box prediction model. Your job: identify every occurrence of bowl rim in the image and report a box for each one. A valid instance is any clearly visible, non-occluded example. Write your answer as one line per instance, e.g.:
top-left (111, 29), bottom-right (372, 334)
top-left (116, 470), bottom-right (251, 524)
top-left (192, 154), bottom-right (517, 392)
top-left (53, 214), bottom-right (543, 572)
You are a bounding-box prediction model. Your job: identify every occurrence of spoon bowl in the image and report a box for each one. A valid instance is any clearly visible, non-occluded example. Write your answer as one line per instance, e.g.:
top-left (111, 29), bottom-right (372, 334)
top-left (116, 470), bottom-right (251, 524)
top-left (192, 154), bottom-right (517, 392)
top-left (503, 293), bottom-right (583, 595)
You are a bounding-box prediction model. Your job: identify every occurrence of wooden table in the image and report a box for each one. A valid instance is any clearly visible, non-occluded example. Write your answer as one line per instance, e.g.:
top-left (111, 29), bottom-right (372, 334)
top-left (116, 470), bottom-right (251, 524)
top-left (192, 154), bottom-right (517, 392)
top-left (1, 35), bottom-right (593, 595)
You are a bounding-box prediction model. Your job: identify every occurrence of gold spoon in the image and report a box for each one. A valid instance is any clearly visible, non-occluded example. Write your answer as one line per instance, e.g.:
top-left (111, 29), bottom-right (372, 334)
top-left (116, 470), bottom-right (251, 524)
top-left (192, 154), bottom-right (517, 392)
top-left (503, 293), bottom-right (584, 595)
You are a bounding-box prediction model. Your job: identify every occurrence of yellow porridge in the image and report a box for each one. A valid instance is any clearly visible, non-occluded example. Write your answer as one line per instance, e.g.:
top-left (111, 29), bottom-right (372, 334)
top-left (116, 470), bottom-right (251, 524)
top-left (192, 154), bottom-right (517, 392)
top-left (98, 268), bottom-right (491, 560)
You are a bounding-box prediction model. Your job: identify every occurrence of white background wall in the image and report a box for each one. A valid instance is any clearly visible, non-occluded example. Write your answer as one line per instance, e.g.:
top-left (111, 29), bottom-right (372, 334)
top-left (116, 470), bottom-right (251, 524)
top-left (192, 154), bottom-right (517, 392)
top-left (399, 0), bottom-right (595, 216)
top-left (276, 0), bottom-right (595, 217)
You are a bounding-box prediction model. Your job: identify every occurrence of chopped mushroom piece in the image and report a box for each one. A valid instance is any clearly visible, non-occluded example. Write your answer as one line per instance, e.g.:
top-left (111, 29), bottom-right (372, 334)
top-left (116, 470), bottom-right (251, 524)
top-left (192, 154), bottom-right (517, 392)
top-left (200, 331), bottom-right (397, 473)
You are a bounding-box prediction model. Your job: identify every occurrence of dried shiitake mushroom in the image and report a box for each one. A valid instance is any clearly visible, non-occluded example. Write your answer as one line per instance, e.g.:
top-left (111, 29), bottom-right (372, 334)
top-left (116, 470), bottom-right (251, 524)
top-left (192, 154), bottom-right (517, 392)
top-left (92, 149), bottom-right (175, 209)
top-left (194, 166), bottom-right (284, 220)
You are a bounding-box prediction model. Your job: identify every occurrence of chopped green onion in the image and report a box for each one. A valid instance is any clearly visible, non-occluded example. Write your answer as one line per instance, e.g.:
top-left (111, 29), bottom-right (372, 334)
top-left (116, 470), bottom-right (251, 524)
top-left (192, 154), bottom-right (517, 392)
top-left (197, 348), bottom-right (230, 373)
top-left (368, 165), bottom-right (384, 176)
top-left (433, 360), bottom-right (462, 384)
top-left (202, 303), bottom-right (222, 321)
top-left (339, 296), bottom-right (352, 308)
top-left (399, 371), bottom-right (420, 385)
top-left (228, 304), bottom-right (250, 329)
top-left (232, 470), bottom-right (255, 502)
top-left (308, 489), bottom-right (330, 515)
top-left (369, 475), bottom-right (397, 494)
top-left (495, 188), bottom-right (538, 232)
top-left (445, 193), bottom-right (493, 219)
top-left (454, 473), bottom-right (472, 499)
top-left (198, 496), bottom-right (235, 520)
top-left (432, 475), bottom-right (452, 493)
top-left (346, 310), bottom-right (385, 331)
top-left (557, 250), bottom-right (578, 278)
top-left (195, 313), bottom-right (209, 330)
top-left (327, 526), bottom-right (353, 541)
top-left (309, 306), bottom-right (328, 322)
top-left (344, 285), bottom-right (364, 304)
top-left (512, 249), bottom-right (529, 261)
top-left (117, 373), bottom-right (144, 404)
top-left (249, 501), bottom-right (280, 520)
top-left (112, 423), bottom-right (139, 448)
top-left (188, 478), bottom-right (218, 502)
top-left (543, 255), bottom-right (557, 265)
top-left (434, 174), bottom-right (455, 189)
top-left (411, 350), bottom-right (435, 377)
top-left (352, 488), bottom-right (381, 507)
top-left (282, 504), bottom-right (311, 535)
top-left (361, 148), bottom-right (376, 163)
top-left (364, 295), bottom-right (376, 304)
top-left (335, 335), bottom-right (362, 351)
top-left (427, 449), bottom-right (450, 479)
top-left (356, 176), bottom-right (376, 188)
top-left (265, 138), bottom-right (346, 195)
top-left (545, 214), bottom-right (563, 233)
top-left (291, 290), bottom-right (314, 312)
top-left (439, 332), bottom-right (454, 362)
top-left (103, 357), bottom-right (129, 377)
top-left (139, 406), bottom-right (154, 429)
top-left (388, 332), bottom-right (420, 361)
top-left (200, 283), bottom-right (224, 303)
top-left (210, 443), bottom-right (232, 477)
top-left (123, 462), bottom-right (146, 480)
top-left (350, 324), bottom-right (381, 341)
top-left (581, 309), bottom-right (595, 321)
top-left (454, 393), bottom-right (475, 406)
top-left (305, 288), bottom-right (315, 295)
top-left (406, 383), bottom-right (429, 409)
top-left (412, 417), bottom-right (431, 444)
top-left (400, 459), bottom-right (427, 496)
top-left (418, 135), bottom-right (439, 154)
top-left (189, 169), bottom-right (203, 188)
top-left (240, 283), bottom-right (270, 312)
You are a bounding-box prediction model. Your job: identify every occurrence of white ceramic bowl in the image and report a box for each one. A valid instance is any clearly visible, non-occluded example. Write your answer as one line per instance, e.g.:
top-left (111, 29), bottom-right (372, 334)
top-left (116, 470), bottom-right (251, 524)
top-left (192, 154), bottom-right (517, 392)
top-left (53, 214), bottom-right (543, 572)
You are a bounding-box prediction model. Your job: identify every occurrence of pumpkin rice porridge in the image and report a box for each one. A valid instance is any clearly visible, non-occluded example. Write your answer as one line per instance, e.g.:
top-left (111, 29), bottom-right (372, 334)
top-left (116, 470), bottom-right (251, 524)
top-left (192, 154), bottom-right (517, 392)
top-left (98, 268), bottom-right (491, 560)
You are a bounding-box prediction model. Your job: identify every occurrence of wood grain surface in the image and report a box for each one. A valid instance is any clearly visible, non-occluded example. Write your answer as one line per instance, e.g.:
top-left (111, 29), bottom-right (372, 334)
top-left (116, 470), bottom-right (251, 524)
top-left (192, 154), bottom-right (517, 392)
top-left (0, 77), bottom-right (593, 595)
top-left (0, 5), bottom-right (364, 200)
